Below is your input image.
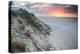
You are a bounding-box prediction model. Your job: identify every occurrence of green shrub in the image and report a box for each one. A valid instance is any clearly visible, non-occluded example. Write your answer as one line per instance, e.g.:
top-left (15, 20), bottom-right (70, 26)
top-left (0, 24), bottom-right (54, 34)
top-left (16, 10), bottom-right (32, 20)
top-left (11, 8), bottom-right (50, 35)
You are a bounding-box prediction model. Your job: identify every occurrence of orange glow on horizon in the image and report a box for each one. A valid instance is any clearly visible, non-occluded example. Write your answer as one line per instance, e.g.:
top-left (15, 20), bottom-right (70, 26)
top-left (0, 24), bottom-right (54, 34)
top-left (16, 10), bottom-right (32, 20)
top-left (48, 7), bottom-right (65, 17)
top-left (34, 6), bottom-right (77, 17)
top-left (47, 7), bottom-right (77, 17)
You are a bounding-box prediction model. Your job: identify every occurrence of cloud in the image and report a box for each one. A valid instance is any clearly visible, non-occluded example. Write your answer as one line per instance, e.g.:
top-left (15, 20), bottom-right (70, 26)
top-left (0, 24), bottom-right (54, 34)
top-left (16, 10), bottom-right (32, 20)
top-left (13, 2), bottom-right (77, 17)
top-left (32, 4), bottom-right (78, 17)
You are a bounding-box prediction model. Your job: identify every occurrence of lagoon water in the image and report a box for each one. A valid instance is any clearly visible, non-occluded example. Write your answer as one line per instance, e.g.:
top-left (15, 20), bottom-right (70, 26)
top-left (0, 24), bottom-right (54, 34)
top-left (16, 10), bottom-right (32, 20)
top-left (37, 16), bottom-right (78, 50)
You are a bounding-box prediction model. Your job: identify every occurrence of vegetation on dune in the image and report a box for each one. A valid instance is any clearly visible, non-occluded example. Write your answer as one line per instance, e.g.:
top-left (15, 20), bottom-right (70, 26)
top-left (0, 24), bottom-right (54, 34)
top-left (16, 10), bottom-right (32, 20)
top-left (11, 8), bottom-right (51, 35)
top-left (10, 7), bottom-right (52, 52)
top-left (11, 37), bottom-right (26, 52)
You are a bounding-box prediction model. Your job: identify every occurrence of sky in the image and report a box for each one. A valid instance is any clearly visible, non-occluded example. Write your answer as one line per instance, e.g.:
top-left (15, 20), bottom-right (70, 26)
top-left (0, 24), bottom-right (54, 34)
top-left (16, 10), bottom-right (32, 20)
top-left (30, 3), bottom-right (78, 17)
top-left (12, 1), bottom-right (78, 17)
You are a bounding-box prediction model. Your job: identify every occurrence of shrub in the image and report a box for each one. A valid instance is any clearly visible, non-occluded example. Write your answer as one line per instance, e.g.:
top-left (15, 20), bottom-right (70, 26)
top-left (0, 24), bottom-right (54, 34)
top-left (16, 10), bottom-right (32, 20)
top-left (11, 38), bottom-right (26, 52)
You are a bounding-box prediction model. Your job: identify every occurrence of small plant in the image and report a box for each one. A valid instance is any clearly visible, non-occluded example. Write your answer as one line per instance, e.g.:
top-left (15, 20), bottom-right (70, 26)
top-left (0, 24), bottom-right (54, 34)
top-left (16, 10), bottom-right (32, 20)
top-left (11, 38), bottom-right (26, 52)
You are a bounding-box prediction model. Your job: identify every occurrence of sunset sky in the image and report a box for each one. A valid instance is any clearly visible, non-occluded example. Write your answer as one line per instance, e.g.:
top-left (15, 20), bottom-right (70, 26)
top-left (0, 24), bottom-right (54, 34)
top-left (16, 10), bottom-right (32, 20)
top-left (30, 3), bottom-right (78, 17)
top-left (12, 2), bottom-right (78, 17)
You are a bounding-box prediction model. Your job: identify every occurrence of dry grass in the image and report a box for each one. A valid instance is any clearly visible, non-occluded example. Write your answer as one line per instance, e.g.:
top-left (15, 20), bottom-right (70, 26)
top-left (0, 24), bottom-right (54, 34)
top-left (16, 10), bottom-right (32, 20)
top-left (11, 37), bottom-right (26, 52)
